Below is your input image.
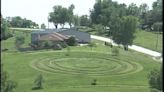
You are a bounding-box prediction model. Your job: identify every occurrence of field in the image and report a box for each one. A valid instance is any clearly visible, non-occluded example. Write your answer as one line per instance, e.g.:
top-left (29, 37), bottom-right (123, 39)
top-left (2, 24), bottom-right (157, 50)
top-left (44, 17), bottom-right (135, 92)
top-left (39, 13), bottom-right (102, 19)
top-left (133, 30), bottom-right (163, 53)
top-left (1, 31), bottom-right (161, 92)
top-left (80, 27), bottom-right (163, 53)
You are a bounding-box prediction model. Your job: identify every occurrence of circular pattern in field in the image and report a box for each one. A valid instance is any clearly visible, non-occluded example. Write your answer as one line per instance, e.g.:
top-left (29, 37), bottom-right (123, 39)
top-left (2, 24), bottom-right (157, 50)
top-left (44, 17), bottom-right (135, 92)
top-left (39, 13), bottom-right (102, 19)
top-left (30, 52), bottom-right (143, 76)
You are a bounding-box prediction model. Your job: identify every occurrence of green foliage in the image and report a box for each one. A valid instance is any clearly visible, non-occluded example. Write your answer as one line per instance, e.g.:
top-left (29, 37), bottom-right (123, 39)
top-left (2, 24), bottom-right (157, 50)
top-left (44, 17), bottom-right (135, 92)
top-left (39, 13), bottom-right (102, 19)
top-left (152, 22), bottom-right (162, 32)
top-left (91, 79), bottom-right (97, 85)
top-left (104, 42), bottom-right (113, 47)
top-left (32, 74), bottom-right (44, 90)
top-left (80, 15), bottom-right (91, 27)
top-left (1, 17), bottom-right (13, 40)
top-left (1, 64), bottom-right (17, 92)
top-left (43, 41), bottom-right (53, 49)
top-left (65, 46), bottom-right (71, 56)
top-left (73, 15), bottom-right (80, 26)
top-left (53, 44), bottom-right (63, 50)
top-left (88, 42), bottom-right (97, 51)
top-left (8, 16), bottom-right (39, 28)
top-left (41, 23), bottom-right (46, 29)
top-left (15, 35), bottom-right (25, 48)
top-left (112, 16), bottom-right (138, 48)
top-left (92, 24), bottom-right (105, 35)
top-left (148, 67), bottom-right (162, 91)
top-left (49, 4), bottom-right (75, 28)
top-left (112, 46), bottom-right (119, 56)
top-left (68, 4), bottom-right (75, 28)
top-left (66, 36), bottom-right (77, 46)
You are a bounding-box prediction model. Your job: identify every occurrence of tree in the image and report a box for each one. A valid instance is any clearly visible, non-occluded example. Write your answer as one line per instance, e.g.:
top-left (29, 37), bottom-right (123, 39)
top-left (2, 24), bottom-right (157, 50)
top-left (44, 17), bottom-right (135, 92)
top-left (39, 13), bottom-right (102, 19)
top-left (112, 16), bottom-right (138, 50)
top-left (32, 74), bottom-right (44, 90)
top-left (1, 17), bottom-right (13, 40)
top-left (148, 67), bottom-right (162, 91)
top-left (92, 24), bottom-right (104, 35)
top-left (80, 15), bottom-right (91, 27)
top-left (68, 4), bottom-right (75, 28)
top-left (73, 15), bottom-right (80, 26)
top-left (15, 35), bottom-right (25, 49)
top-left (49, 5), bottom-right (69, 28)
top-left (127, 3), bottom-right (140, 17)
top-left (1, 64), bottom-right (17, 92)
top-left (41, 23), bottom-right (46, 29)
top-left (9, 16), bottom-right (39, 28)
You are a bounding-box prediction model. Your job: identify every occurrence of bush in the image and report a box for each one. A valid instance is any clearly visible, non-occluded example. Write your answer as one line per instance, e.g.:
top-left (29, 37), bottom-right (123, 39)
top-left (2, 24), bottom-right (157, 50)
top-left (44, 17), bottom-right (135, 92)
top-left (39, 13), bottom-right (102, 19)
top-left (148, 68), bottom-right (162, 91)
top-left (104, 42), bottom-right (113, 48)
top-left (112, 47), bottom-right (119, 56)
top-left (32, 74), bottom-right (44, 90)
top-left (59, 41), bottom-right (68, 48)
top-left (88, 42), bottom-right (97, 51)
top-left (65, 46), bottom-right (71, 56)
top-left (15, 35), bottom-right (25, 49)
top-left (91, 79), bottom-right (97, 85)
top-left (66, 36), bottom-right (77, 46)
top-left (53, 44), bottom-right (62, 50)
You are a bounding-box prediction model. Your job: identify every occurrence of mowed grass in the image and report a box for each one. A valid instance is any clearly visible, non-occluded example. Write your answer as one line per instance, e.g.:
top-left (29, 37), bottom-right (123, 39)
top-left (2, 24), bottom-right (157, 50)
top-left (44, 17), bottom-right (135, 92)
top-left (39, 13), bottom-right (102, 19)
top-left (80, 27), bottom-right (163, 53)
top-left (133, 30), bottom-right (162, 52)
top-left (2, 31), bottom-right (161, 92)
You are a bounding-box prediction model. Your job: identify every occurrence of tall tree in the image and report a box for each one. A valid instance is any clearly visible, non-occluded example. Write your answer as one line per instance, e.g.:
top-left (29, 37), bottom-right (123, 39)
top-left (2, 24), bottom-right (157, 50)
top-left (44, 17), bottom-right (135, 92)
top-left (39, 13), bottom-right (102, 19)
top-left (73, 15), bottom-right (80, 26)
top-left (49, 5), bottom-right (69, 28)
top-left (112, 16), bottom-right (138, 50)
top-left (127, 3), bottom-right (140, 17)
top-left (80, 15), bottom-right (91, 27)
top-left (1, 17), bottom-right (12, 40)
top-left (68, 4), bottom-right (75, 28)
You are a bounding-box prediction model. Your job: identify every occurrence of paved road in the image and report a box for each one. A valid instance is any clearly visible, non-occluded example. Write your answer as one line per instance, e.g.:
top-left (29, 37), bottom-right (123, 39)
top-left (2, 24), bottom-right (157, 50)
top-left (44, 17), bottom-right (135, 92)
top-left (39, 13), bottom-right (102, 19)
top-left (91, 35), bottom-right (162, 58)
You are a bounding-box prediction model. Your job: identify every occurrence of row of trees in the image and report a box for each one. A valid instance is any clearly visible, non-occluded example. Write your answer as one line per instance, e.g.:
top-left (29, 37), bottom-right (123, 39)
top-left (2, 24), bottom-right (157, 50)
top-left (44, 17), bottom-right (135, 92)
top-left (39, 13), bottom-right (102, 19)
top-left (90, 0), bottom-right (162, 32)
top-left (48, 4), bottom-right (92, 28)
top-left (5, 16), bottom-right (39, 28)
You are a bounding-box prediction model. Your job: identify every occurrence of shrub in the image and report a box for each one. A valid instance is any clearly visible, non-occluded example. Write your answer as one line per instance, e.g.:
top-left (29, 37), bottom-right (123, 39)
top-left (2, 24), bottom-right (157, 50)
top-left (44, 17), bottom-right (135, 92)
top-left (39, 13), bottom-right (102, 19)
top-left (32, 74), bottom-right (44, 90)
top-left (104, 42), bottom-right (113, 48)
top-left (65, 46), bottom-right (71, 56)
top-left (112, 47), bottom-right (119, 56)
top-left (66, 36), bottom-right (77, 46)
top-left (15, 35), bottom-right (25, 49)
top-left (91, 79), bottom-right (97, 85)
top-left (53, 44), bottom-right (62, 50)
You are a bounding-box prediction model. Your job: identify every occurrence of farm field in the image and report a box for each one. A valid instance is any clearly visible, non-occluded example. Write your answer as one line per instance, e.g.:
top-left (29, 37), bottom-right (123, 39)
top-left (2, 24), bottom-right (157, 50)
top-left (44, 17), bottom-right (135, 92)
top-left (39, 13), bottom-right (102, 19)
top-left (1, 32), bottom-right (161, 92)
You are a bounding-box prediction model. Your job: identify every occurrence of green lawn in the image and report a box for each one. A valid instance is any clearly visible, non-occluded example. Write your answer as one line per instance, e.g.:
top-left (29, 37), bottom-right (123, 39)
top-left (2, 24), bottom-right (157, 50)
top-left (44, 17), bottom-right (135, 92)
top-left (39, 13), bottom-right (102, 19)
top-left (133, 30), bottom-right (163, 53)
top-left (79, 27), bottom-right (163, 53)
top-left (1, 32), bottom-right (161, 92)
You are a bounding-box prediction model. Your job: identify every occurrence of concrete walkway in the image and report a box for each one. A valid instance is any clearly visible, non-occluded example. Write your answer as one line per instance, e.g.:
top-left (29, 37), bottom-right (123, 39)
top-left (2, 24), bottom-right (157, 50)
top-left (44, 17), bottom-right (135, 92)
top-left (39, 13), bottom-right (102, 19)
top-left (91, 35), bottom-right (162, 61)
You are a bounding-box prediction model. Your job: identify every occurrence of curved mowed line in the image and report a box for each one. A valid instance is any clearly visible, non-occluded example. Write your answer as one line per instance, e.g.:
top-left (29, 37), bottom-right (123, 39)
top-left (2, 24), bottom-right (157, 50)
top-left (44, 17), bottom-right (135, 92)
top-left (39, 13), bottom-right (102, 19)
top-left (30, 52), bottom-right (143, 76)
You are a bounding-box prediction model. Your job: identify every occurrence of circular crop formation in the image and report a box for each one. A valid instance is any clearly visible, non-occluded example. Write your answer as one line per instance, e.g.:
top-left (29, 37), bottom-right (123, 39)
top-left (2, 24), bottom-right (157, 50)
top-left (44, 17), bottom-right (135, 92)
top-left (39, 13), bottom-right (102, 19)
top-left (30, 52), bottom-right (143, 76)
